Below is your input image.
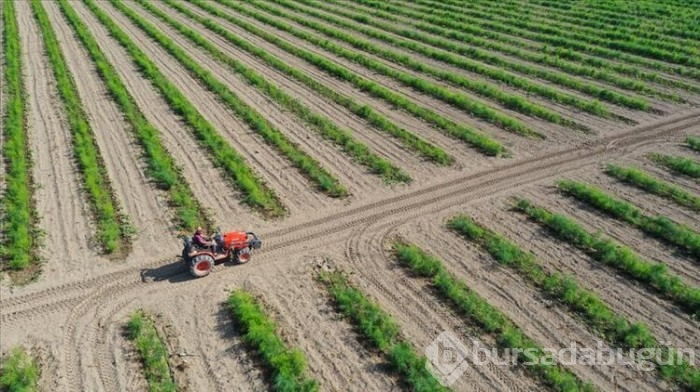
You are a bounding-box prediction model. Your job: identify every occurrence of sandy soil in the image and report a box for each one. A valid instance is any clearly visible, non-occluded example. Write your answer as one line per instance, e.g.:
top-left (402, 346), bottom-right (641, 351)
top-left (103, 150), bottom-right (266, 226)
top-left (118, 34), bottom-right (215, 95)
top-left (2, 1), bottom-right (700, 391)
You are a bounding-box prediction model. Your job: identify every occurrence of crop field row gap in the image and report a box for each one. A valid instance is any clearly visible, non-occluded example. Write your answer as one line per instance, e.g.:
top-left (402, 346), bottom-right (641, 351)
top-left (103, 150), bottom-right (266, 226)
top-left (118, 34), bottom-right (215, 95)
top-left (391, 0), bottom-right (700, 81)
top-left (344, 0), bottom-right (700, 94)
top-left (159, 0), bottom-right (455, 165)
top-left (184, 0), bottom-right (506, 156)
top-left (30, 0), bottom-right (133, 256)
top-left (82, 0), bottom-right (286, 217)
top-left (130, 0), bottom-right (412, 184)
top-left (229, 0), bottom-right (580, 135)
top-left (278, 0), bottom-right (659, 113)
top-left (251, 0), bottom-right (623, 125)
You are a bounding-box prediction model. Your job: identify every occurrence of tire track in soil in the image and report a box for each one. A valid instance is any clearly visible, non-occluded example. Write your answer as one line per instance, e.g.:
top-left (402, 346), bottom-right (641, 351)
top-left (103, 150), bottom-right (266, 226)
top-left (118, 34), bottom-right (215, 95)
top-left (0, 112), bottom-right (698, 391)
top-left (15, 0), bottom-right (99, 279)
top-left (2, 111), bottom-right (698, 321)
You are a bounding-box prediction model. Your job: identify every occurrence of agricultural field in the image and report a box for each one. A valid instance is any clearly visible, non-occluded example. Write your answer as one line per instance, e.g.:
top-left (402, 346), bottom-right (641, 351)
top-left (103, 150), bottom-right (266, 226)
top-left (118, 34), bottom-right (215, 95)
top-left (1, 0), bottom-right (699, 391)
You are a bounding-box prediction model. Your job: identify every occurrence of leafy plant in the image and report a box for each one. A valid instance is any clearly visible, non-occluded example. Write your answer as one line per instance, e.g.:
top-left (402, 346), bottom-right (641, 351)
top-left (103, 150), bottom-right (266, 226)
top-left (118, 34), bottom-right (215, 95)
top-left (605, 165), bottom-right (700, 211)
top-left (127, 311), bottom-right (176, 392)
top-left (649, 154), bottom-right (700, 179)
top-left (228, 290), bottom-right (319, 392)
top-left (317, 271), bottom-right (448, 392)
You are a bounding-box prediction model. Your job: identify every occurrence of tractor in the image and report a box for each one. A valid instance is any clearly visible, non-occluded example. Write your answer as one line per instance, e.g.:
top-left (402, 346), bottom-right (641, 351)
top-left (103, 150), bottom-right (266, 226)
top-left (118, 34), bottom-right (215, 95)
top-left (182, 228), bottom-right (262, 277)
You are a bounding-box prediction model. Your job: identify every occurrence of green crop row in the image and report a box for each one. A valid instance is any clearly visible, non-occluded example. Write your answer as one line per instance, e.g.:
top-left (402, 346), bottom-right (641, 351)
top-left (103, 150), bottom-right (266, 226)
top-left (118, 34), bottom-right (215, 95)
top-left (56, 0), bottom-right (209, 231)
top-left (403, 0), bottom-right (700, 71)
top-left (462, 0), bottom-right (698, 63)
top-left (1, 0), bottom-right (37, 270)
top-left (289, 0), bottom-right (653, 112)
top-left (266, 0), bottom-right (608, 124)
top-left (605, 165), bottom-right (700, 211)
top-left (241, 0), bottom-right (552, 136)
top-left (186, 0), bottom-right (504, 156)
top-left (228, 290), bottom-right (319, 392)
top-left (127, 310), bottom-right (177, 392)
top-left (392, 242), bottom-right (594, 392)
top-left (446, 215), bottom-right (700, 390)
top-left (515, 199), bottom-right (700, 317)
top-left (83, 0), bottom-right (284, 217)
top-left (557, 179), bottom-right (700, 260)
top-left (650, 154), bottom-right (700, 179)
top-left (480, 0), bottom-right (696, 48)
top-left (686, 136), bottom-right (700, 152)
top-left (398, 0), bottom-right (700, 81)
top-left (318, 271), bottom-right (448, 392)
top-left (347, 0), bottom-right (698, 93)
top-left (110, 0), bottom-right (347, 198)
top-left (161, 0), bottom-right (451, 166)
top-left (0, 347), bottom-right (39, 392)
top-left (134, 0), bottom-right (409, 184)
top-left (31, 0), bottom-right (130, 254)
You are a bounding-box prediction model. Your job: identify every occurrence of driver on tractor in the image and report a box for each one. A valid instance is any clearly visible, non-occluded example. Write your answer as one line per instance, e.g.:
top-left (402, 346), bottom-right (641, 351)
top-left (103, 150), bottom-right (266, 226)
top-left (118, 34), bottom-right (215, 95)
top-left (192, 226), bottom-right (216, 253)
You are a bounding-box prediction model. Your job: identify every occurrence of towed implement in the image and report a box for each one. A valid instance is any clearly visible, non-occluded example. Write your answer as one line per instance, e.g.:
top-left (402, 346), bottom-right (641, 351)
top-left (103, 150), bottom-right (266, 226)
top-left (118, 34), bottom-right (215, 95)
top-left (182, 229), bottom-right (262, 277)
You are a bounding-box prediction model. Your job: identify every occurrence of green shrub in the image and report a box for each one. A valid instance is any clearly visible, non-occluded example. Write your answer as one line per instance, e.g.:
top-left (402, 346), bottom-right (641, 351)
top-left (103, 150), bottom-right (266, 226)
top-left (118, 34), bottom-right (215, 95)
top-left (0, 347), bottom-right (39, 392)
top-left (605, 165), bottom-right (700, 211)
top-left (650, 153), bottom-right (700, 179)
top-left (127, 311), bottom-right (176, 392)
top-left (1, 0), bottom-right (35, 270)
top-left (687, 136), bottom-right (700, 152)
top-left (228, 290), bottom-right (319, 392)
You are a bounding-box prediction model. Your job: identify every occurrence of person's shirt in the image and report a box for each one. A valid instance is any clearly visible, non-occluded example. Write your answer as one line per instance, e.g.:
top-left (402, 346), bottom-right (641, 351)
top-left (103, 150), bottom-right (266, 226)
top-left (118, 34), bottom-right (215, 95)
top-left (193, 233), bottom-right (208, 247)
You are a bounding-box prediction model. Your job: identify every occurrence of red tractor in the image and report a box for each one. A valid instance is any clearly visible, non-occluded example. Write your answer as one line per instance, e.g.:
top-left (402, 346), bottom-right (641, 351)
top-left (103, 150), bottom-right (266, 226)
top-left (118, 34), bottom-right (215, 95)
top-left (182, 229), bottom-right (262, 277)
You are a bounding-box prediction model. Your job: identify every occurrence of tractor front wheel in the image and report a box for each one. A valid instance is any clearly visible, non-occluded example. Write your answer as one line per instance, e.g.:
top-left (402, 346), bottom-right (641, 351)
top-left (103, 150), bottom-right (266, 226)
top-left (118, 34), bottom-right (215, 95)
top-left (190, 254), bottom-right (214, 277)
top-left (236, 247), bottom-right (251, 264)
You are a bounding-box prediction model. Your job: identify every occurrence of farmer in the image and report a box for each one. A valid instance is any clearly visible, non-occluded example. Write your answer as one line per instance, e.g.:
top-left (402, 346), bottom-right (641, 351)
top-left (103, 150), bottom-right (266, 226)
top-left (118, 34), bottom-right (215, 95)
top-left (192, 226), bottom-right (215, 250)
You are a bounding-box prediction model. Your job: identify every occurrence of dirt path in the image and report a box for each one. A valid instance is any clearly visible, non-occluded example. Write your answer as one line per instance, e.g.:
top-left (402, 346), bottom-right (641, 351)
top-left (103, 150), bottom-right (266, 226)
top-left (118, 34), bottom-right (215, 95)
top-left (15, 0), bottom-right (100, 280)
top-left (43, 1), bottom-right (174, 263)
top-left (2, 110), bottom-right (697, 391)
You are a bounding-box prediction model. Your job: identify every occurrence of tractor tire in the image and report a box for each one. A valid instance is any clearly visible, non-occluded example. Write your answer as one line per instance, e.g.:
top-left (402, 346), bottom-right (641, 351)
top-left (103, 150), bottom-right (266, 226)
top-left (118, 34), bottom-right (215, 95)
top-left (236, 247), bottom-right (251, 264)
top-left (190, 254), bottom-right (214, 278)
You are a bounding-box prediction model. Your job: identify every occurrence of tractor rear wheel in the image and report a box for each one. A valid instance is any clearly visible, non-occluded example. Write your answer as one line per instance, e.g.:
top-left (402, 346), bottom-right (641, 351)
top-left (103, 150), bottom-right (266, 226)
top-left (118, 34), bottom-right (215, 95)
top-left (190, 254), bottom-right (214, 277)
